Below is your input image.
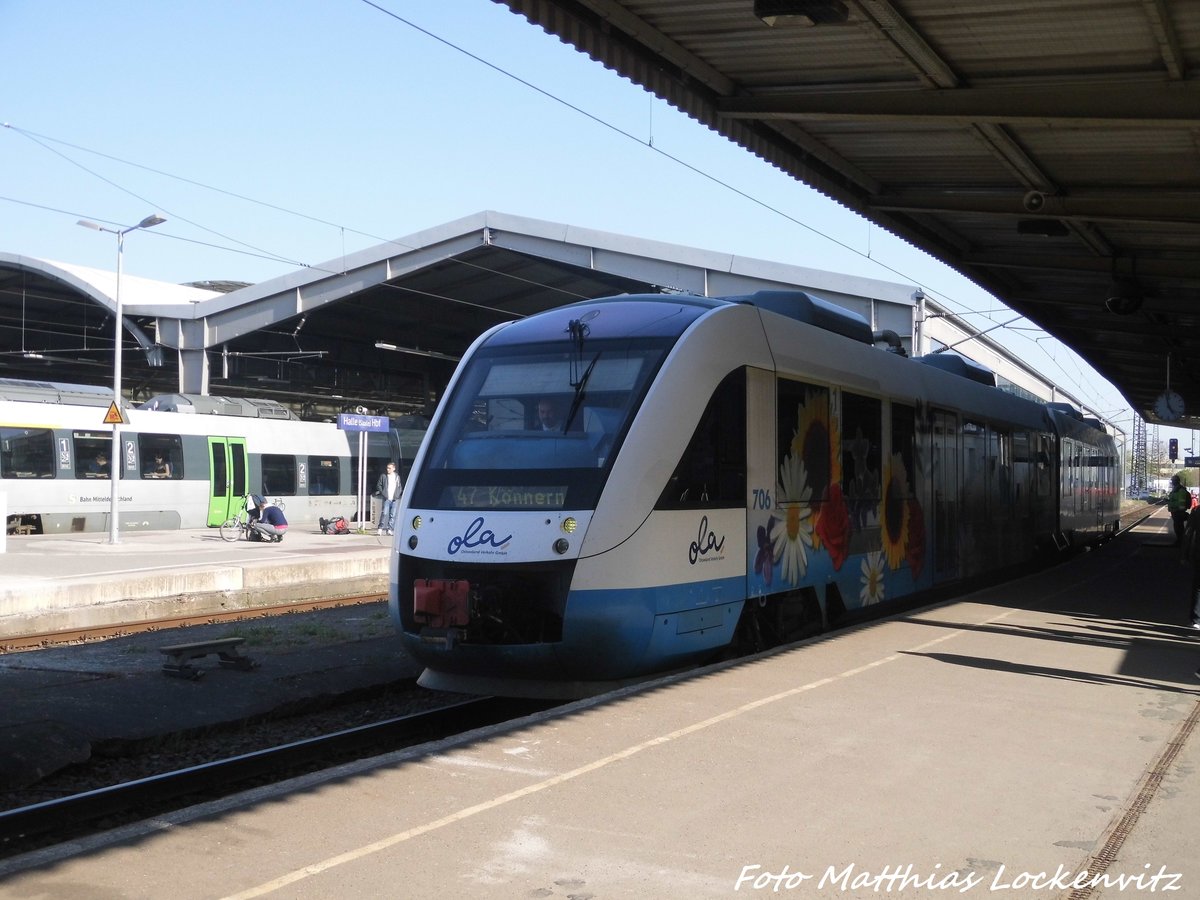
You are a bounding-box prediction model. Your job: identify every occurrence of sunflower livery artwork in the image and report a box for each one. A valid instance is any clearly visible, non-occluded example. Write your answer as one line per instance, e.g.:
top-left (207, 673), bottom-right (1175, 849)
top-left (750, 380), bottom-right (930, 623)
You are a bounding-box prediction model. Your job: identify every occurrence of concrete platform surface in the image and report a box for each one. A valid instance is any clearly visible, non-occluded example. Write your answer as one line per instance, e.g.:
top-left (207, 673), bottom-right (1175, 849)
top-left (0, 525), bottom-right (394, 637)
top-left (1, 510), bottom-right (1198, 897)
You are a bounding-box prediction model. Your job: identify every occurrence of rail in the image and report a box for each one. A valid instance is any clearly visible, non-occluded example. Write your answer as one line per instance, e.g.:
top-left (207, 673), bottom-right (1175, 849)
top-left (0, 696), bottom-right (551, 860)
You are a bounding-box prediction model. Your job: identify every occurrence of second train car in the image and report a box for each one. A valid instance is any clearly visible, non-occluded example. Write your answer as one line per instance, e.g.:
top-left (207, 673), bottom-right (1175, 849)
top-left (388, 291), bottom-right (1120, 697)
top-left (1, 379), bottom-right (426, 535)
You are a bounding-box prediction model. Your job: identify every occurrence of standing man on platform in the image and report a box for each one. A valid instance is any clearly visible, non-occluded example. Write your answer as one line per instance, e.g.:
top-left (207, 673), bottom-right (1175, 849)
top-left (1168, 475), bottom-right (1191, 545)
top-left (375, 461), bottom-right (402, 535)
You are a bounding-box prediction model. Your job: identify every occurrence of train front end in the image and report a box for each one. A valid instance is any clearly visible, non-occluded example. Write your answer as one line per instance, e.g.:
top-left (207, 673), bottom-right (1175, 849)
top-left (388, 296), bottom-right (716, 698)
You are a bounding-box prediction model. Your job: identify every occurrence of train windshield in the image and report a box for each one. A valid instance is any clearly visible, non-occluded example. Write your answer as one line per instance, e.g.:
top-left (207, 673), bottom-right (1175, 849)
top-left (411, 337), bottom-right (670, 511)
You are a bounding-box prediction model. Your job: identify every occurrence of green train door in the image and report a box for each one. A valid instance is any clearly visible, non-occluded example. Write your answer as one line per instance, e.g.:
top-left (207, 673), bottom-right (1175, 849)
top-left (207, 437), bottom-right (248, 526)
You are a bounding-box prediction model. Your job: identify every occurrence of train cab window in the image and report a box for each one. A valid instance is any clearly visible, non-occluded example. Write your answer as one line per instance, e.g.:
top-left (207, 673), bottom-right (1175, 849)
top-left (262, 454), bottom-right (297, 496)
top-left (656, 369), bottom-right (746, 510)
top-left (1, 427), bottom-right (54, 479)
top-left (308, 456), bottom-right (340, 496)
top-left (413, 338), bottom-right (667, 511)
top-left (138, 433), bottom-right (182, 480)
top-left (73, 431), bottom-right (117, 479)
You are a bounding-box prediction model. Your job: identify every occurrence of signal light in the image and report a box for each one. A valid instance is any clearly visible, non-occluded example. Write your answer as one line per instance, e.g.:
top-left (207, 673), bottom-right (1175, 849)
top-left (1169, 438), bottom-right (1178, 460)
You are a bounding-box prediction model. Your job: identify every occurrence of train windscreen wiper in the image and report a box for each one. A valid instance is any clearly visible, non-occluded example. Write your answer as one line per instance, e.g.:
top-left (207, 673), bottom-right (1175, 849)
top-left (563, 316), bottom-right (599, 433)
top-left (564, 351), bottom-right (599, 433)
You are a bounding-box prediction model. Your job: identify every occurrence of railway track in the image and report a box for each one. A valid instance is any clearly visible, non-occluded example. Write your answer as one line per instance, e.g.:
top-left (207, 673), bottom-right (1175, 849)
top-left (0, 594), bottom-right (386, 653)
top-left (0, 694), bottom-right (554, 862)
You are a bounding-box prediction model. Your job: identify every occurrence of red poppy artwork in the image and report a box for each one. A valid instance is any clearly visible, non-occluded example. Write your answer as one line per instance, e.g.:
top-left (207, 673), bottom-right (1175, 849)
top-left (814, 482), bottom-right (851, 570)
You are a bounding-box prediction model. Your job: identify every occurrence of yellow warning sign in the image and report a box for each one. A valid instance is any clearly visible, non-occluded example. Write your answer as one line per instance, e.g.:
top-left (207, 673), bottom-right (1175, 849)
top-left (103, 402), bottom-right (125, 425)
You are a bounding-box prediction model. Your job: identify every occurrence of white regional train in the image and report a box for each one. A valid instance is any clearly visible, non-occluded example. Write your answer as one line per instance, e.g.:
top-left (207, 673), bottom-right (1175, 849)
top-left (387, 291), bottom-right (1121, 698)
top-left (1, 379), bottom-right (425, 535)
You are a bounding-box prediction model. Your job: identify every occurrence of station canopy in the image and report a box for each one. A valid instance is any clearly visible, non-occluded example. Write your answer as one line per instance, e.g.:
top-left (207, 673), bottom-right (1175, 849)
top-left (1, 212), bottom-right (942, 421)
top-left (495, 0), bottom-right (1200, 427)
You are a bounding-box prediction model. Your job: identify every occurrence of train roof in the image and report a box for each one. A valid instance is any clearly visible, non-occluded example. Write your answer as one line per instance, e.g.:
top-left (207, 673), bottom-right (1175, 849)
top-left (0, 379), bottom-right (301, 421)
top-left (726, 290), bottom-right (874, 344)
top-left (914, 353), bottom-right (998, 388)
top-left (487, 290), bottom-right (879, 349)
top-left (1046, 402), bottom-right (1112, 440)
top-left (0, 378), bottom-right (115, 407)
top-left (138, 394), bottom-right (299, 420)
top-left (482, 294), bottom-right (720, 346)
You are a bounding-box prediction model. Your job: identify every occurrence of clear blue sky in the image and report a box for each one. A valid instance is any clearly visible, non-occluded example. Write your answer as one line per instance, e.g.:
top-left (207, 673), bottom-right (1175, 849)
top-left (1, 0), bottom-right (1188, 452)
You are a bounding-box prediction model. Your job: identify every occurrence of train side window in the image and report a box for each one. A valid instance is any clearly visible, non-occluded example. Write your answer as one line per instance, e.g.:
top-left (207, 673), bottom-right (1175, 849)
top-left (841, 392), bottom-right (882, 519)
top-left (775, 379), bottom-right (833, 519)
top-left (138, 433), bottom-right (182, 479)
top-left (308, 456), bottom-right (340, 496)
top-left (891, 402), bottom-right (916, 496)
top-left (262, 454), bottom-right (297, 496)
top-left (2, 427), bottom-right (54, 479)
top-left (656, 369), bottom-right (746, 509)
top-left (73, 431), bottom-right (116, 479)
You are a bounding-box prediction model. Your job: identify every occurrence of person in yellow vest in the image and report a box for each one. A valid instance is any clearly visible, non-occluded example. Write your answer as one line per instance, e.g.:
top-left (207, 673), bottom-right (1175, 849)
top-left (1167, 475), bottom-right (1191, 546)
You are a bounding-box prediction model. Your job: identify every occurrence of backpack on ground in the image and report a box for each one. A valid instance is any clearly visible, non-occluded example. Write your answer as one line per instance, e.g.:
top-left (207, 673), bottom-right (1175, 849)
top-left (319, 515), bottom-right (351, 535)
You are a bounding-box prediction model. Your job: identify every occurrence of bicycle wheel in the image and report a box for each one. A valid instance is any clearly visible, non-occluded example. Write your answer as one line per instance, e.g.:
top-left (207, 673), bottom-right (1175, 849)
top-left (219, 516), bottom-right (244, 542)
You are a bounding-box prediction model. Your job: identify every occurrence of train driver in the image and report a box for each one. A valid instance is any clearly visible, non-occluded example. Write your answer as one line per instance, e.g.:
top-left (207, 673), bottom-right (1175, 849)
top-left (537, 397), bottom-right (563, 432)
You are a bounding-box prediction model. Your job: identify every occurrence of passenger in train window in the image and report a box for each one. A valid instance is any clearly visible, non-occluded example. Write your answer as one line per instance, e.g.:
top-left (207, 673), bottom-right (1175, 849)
top-left (88, 452), bottom-right (109, 477)
top-left (248, 495), bottom-right (289, 543)
top-left (145, 452), bottom-right (172, 479)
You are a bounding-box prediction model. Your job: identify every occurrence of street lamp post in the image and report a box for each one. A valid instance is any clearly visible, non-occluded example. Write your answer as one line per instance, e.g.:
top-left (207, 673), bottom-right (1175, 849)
top-left (77, 214), bottom-right (166, 544)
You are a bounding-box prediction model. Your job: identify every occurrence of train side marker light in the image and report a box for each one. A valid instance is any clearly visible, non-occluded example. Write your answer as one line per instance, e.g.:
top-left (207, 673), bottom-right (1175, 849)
top-left (408, 535), bottom-right (418, 550)
top-left (561, 517), bottom-right (577, 533)
top-left (553, 538), bottom-right (570, 555)
top-left (411, 516), bottom-right (422, 529)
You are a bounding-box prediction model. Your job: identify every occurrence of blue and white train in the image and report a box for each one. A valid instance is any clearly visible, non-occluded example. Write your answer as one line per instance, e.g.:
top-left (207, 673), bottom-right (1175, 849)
top-left (387, 291), bottom-right (1121, 698)
top-left (1, 379), bottom-right (425, 535)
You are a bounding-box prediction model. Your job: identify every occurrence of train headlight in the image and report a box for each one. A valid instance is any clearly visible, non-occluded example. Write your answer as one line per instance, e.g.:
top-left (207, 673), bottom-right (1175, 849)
top-left (561, 517), bottom-right (577, 534)
top-left (411, 516), bottom-right (422, 530)
top-left (553, 538), bottom-right (570, 555)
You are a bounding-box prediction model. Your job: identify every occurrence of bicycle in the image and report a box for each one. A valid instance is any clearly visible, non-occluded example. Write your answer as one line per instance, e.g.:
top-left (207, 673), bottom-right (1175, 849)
top-left (219, 497), bottom-right (253, 542)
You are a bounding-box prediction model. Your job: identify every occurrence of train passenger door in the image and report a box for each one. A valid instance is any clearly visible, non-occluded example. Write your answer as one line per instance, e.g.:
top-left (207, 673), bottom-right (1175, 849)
top-left (206, 437), bottom-right (248, 526)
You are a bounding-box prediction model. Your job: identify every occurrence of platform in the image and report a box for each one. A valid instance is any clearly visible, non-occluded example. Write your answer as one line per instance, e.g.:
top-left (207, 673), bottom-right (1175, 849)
top-left (0, 525), bottom-right (393, 639)
top-left (1, 508), bottom-right (1197, 896)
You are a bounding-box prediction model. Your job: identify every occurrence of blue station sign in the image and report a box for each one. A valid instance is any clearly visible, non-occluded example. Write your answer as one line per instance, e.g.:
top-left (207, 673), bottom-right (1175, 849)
top-left (337, 413), bottom-right (390, 433)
